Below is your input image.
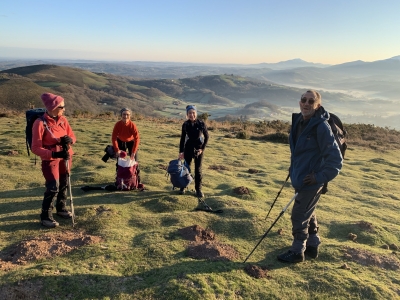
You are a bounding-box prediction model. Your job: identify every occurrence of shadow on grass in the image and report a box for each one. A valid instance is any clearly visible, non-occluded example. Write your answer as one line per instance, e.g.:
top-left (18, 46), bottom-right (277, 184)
top-left (1, 260), bottom-right (247, 299)
top-left (326, 221), bottom-right (378, 246)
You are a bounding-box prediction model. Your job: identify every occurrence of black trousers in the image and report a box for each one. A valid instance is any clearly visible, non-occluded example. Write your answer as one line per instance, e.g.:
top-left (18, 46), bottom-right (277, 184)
top-left (184, 148), bottom-right (203, 191)
top-left (117, 138), bottom-right (138, 161)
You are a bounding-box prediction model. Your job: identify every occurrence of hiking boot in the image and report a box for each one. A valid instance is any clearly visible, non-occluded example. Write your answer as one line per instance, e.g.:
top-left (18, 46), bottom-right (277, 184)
top-left (277, 250), bottom-right (304, 263)
top-left (41, 218), bottom-right (59, 228)
top-left (304, 245), bottom-right (319, 259)
top-left (56, 210), bottom-right (72, 219)
top-left (196, 190), bottom-right (204, 198)
top-left (179, 188), bottom-right (185, 195)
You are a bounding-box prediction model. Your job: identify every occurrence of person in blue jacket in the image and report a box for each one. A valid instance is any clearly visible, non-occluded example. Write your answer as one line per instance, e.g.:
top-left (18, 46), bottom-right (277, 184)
top-left (277, 90), bottom-right (343, 263)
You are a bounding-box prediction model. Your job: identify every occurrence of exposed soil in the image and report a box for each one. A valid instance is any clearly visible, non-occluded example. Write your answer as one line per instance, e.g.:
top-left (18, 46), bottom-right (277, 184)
top-left (178, 225), bottom-right (215, 242)
top-left (348, 233), bottom-right (357, 241)
top-left (7, 150), bottom-right (19, 156)
top-left (186, 241), bottom-right (239, 261)
top-left (248, 169), bottom-right (260, 174)
top-left (357, 220), bottom-right (375, 232)
top-left (0, 231), bottom-right (102, 271)
top-left (179, 225), bottom-right (238, 261)
top-left (233, 186), bottom-right (250, 195)
top-left (209, 165), bottom-right (230, 171)
top-left (94, 205), bottom-right (113, 215)
top-left (244, 264), bottom-right (270, 279)
top-left (343, 246), bottom-right (400, 270)
top-left (158, 164), bottom-right (167, 170)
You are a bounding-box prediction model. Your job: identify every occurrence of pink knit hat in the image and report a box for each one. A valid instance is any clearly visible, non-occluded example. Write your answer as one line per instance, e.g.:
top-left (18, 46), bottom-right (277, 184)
top-left (41, 93), bottom-right (64, 111)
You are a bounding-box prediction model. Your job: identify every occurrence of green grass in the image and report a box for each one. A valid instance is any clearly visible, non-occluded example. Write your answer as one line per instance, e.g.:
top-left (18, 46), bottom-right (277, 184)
top-left (0, 116), bottom-right (399, 299)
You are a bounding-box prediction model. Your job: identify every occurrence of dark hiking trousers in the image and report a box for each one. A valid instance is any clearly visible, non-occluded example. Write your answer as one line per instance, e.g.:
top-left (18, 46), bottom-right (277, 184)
top-left (290, 187), bottom-right (322, 253)
top-left (184, 149), bottom-right (203, 192)
top-left (40, 158), bottom-right (71, 220)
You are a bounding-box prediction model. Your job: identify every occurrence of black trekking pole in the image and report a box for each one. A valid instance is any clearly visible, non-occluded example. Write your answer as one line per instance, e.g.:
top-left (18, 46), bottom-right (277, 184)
top-left (243, 192), bottom-right (298, 263)
top-left (265, 173), bottom-right (290, 220)
top-left (62, 143), bottom-right (75, 227)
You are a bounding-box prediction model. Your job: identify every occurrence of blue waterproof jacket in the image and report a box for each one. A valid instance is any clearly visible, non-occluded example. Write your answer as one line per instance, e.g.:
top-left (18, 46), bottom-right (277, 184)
top-left (289, 106), bottom-right (343, 190)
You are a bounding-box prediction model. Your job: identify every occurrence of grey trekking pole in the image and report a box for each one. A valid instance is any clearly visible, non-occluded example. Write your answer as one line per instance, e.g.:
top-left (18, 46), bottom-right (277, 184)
top-left (65, 160), bottom-right (75, 227)
top-left (243, 192), bottom-right (298, 263)
top-left (62, 141), bottom-right (75, 227)
top-left (265, 173), bottom-right (290, 220)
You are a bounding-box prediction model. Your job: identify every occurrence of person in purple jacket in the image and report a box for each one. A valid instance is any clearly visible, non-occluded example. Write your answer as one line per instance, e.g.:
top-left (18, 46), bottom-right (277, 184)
top-left (277, 90), bottom-right (343, 263)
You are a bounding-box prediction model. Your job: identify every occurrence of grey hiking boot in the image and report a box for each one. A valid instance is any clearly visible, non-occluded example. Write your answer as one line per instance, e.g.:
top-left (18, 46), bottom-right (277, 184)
top-left (41, 218), bottom-right (59, 228)
top-left (277, 250), bottom-right (304, 263)
top-left (304, 245), bottom-right (319, 259)
top-left (56, 210), bottom-right (72, 219)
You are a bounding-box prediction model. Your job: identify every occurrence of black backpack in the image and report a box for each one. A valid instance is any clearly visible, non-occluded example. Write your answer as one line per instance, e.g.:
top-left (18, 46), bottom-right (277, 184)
top-left (327, 113), bottom-right (347, 159)
top-left (25, 108), bottom-right (47, 156)
top-left (322, 112), bottom-right (347, 194)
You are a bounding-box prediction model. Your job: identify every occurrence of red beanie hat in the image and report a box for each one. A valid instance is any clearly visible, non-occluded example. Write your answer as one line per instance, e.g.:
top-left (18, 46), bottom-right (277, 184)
top-left (41, 93), bottom-right (64, 111)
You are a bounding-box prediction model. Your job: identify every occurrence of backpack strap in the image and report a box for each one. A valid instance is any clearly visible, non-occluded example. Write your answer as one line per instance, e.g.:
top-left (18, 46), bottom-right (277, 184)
top-left (41, 117), bottom-right (60, 143)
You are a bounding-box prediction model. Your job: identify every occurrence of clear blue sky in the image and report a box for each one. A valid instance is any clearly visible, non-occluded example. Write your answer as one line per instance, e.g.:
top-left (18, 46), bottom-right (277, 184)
top-left (1, 0), bottom-right (399, 64)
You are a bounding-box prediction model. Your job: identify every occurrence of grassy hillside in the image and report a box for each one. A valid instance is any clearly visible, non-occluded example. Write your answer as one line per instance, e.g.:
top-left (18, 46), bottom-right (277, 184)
top-left (0, 115), bottom-right (399, 299)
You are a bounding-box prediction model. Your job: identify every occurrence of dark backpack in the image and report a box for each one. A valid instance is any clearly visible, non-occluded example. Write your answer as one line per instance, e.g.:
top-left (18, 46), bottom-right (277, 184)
top-left (167, 159), bottom-right (193, 189)
top-left (327, 113), bottom-right (347, 159)
top-left (25, 108), bottom-right (47, 156)
top-left (322, 112), bottom-right (348, 194)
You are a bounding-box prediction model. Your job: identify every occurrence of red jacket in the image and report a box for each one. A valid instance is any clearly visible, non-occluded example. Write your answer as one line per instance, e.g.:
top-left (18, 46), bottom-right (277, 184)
top-left (112, 120), bottom-right (140, 154)
top-left (31, 113), bottom-right (76, 161)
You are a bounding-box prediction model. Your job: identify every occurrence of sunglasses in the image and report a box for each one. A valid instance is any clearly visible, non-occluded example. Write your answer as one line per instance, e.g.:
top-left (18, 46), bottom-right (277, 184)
top-left (57, 106), bottom-right (65, 109)
top-left (300, 97), bottom-right (315, 105)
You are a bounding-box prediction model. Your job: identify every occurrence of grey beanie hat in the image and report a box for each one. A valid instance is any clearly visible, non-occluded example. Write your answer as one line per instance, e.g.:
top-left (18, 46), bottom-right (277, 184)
top-left (120, 108), bottom-right (132, 116)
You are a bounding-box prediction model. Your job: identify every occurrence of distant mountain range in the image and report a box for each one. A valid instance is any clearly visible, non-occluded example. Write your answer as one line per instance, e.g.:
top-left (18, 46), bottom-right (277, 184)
top-left (0, 57), bottom-right (399, 129)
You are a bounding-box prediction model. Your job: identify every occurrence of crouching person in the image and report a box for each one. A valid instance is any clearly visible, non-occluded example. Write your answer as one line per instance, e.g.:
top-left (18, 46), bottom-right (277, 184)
top-left (32, 93), bottom-right (76, 228)
top-left (277, 90), bottom-right (342, 263)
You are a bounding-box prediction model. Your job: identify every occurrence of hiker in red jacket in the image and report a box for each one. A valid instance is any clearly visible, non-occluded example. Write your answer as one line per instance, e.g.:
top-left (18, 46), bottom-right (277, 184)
top-left (31, 93), bottom-right (76, 228)
top-left (112, 108), bottom-right (140, 161)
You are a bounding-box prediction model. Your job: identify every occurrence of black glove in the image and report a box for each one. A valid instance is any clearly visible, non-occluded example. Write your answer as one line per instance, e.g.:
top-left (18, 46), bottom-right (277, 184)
top-left (303, 173), bottom-right (317, 185)
top-left (61, 135), bottom-right (73, 146)
top-left (52, 150), bottom-right (70, 160)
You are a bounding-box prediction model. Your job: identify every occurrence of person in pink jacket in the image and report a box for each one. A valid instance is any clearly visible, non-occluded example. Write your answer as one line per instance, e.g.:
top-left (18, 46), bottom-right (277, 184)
top-left (31, 93), bottom-right (76, 228)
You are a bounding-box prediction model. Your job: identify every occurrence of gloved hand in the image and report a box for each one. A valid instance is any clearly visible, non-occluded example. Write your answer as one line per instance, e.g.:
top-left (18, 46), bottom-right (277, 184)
top-left (61, 135), bottom-right (73, 145)
top-left (303, 173), bottom-right (317, 185)
top-left (52, 150), bottom-right (70, 160)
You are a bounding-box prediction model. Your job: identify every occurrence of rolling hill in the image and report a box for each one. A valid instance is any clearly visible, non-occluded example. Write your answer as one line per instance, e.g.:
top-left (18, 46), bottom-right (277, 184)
top-left (1, 63), bottom-right (399, 129)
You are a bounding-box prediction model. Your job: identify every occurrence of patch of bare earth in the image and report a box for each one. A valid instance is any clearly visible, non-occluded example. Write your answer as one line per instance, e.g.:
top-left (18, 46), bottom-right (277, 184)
top-left (343, 247), bottom-right (400, 270)
top-left (178, 225), bottom-right (215, 242)
top-left (209, 165), bottom-right (230, 171)
top-left (178, 225), bottom-right (238, 261)
top-left (233, 186), bottom-right (250, 195)
top-left (244, 264), bottom-right (270, 279)
top-left (357, 220), bottom-right (375, 232)
top-left (0, 231), bottom-right (102, 271)
top-left (248, 169), bottom-right (260, 174)
top-left (0, 280), bottom-right (43, 300)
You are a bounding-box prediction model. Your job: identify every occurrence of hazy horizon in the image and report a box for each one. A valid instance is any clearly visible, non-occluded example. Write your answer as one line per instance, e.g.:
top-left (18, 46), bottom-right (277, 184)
top-left (1, 1), bottom-right (400, 65)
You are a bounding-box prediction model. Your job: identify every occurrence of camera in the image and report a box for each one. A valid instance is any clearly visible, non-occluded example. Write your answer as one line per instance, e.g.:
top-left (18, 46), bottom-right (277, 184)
top-left (194, 149), bottom-right (201, 157)
top-left (102, 145), bottom-right (116, 163)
